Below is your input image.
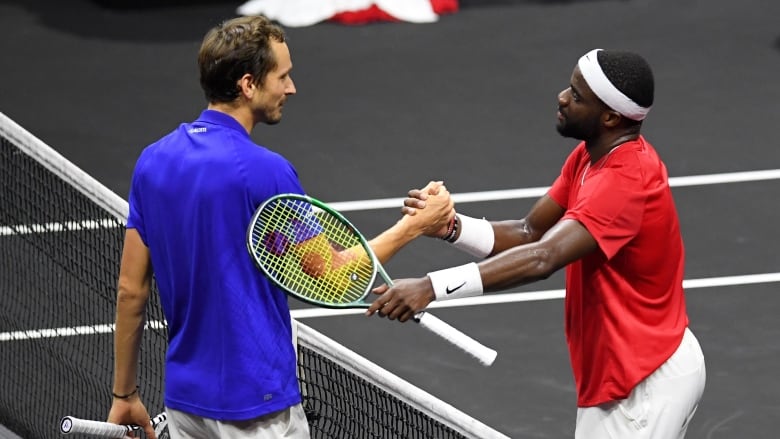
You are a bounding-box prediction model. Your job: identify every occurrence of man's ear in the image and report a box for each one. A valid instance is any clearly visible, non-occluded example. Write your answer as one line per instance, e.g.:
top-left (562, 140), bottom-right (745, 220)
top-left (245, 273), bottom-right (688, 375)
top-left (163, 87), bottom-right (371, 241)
top-left (237, 74), bottom-right (256, 98)
top-left (602, 110), bottom-right (623, 128)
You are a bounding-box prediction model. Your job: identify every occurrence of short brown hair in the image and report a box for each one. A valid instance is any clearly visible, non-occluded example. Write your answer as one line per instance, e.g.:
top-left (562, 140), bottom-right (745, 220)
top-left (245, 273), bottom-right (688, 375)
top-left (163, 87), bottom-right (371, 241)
top-left (198, 16), bottom-right (287, 103)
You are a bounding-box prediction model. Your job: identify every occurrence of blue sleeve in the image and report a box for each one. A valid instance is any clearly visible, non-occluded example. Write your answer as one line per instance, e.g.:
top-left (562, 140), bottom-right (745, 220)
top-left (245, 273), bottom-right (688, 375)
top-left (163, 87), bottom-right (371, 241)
top-left (126, 152), bottom-right (148, 244)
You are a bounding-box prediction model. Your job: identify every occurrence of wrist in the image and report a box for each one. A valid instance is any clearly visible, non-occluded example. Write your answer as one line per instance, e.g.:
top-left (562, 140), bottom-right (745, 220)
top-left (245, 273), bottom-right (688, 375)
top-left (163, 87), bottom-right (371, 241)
top-left (112, 386), bottom-right (139, 400)
top-left (439, 215), bottom-right (459, 242)
top-left (427, 263), bottom-right (483, 301)
top-left (396, 215), bottom-right (425, 240)
top-left (447, 214), bottom-right (494, 258)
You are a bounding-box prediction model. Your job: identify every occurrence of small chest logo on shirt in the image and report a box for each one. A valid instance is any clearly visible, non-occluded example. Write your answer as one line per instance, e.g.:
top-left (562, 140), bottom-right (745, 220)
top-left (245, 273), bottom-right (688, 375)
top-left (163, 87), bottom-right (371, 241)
top-left (188, 127), bottom-right (207, 134)
top-left (264, 393), bottom-right (273, 401)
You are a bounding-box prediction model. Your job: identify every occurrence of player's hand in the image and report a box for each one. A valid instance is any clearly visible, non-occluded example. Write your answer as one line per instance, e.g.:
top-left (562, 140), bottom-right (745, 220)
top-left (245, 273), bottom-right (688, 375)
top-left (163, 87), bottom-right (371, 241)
top-left (401, 180), bottom-right (444, 216)
top-left (401, 181), bottom-right (455, 238)
top-left (366, 277), bottom-right (436, 322)
top-left (107, 395), bottom-right (156, 439)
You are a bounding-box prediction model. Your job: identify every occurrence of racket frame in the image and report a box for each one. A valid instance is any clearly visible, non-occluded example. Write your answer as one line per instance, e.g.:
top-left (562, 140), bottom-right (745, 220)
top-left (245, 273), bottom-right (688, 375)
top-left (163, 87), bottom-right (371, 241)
top-left (247, 193), bottom-right (380, 309)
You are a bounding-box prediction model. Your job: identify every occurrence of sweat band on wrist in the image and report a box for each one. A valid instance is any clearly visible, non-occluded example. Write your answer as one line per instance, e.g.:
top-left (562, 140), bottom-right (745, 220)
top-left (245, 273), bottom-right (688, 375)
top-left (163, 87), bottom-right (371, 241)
top-left (427, 262), bottom-right (483, 301)
top-left (449, 214), bottom-right (494, 258)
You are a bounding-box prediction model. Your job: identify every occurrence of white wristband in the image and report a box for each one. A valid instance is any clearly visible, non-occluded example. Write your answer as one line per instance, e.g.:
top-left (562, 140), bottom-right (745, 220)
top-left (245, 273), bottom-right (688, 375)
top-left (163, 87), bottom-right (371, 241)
top-left (427, 262), bottom-right (484, 301)
top-left (450, 214), bottom-right (494, 258)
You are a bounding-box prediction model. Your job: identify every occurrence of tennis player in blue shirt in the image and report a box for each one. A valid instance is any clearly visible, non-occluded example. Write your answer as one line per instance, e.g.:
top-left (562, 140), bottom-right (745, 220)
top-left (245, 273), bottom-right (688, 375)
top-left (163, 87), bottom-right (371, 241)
top-left (107, 15), bottom-right (453, 439)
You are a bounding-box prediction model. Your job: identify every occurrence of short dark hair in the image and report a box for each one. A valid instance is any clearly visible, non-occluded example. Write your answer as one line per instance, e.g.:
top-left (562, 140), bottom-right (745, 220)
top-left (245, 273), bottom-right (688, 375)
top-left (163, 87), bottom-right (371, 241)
top-left (597, 50), bottom-right (654, 108)
top-left (198, 15), bottom-right (287, 103)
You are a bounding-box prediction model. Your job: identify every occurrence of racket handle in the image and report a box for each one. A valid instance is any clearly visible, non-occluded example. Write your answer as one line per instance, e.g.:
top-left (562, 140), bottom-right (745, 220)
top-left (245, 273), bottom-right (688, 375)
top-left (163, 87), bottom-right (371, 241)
top-left (60, 416), bottom-right (132, 437)
top-left (414, 311), bottom-right (498, 367)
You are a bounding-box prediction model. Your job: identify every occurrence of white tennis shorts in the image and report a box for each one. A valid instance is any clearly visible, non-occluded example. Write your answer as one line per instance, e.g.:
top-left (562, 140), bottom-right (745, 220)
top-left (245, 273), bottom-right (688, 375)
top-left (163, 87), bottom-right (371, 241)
top-left (166, 403), bottom-right (310, 439)
top-left (575, 327), bottom-right (706, 439)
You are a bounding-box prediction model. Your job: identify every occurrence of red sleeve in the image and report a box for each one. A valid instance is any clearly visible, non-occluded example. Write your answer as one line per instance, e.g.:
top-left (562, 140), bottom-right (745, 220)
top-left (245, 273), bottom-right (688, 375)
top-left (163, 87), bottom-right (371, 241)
top-left (563, 163), bottom-right (646, 260)
top-left (548, 142), bottom-right (586, 209)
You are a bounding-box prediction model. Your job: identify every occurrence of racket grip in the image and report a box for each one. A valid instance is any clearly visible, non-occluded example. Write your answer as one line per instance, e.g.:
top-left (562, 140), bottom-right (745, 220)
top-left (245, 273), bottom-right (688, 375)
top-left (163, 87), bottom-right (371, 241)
top-left (60, 416), bottom-right (132, 437)
top-left (414, 311), bottom-right (498, 367)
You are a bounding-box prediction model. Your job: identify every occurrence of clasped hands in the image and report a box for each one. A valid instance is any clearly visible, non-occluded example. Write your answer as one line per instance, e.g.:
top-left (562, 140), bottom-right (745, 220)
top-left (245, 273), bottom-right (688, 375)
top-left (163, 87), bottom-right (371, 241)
top-left (366, 181), bottom-right (454, 322)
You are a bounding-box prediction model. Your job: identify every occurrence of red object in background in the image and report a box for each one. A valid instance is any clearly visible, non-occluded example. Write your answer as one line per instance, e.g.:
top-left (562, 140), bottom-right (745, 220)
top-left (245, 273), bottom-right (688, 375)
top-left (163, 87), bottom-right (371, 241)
top-left (330, 0), bottom-right (459, 25)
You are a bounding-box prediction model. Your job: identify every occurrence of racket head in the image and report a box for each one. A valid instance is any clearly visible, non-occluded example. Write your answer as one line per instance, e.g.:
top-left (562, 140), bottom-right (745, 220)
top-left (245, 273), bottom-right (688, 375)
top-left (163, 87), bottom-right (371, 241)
top-left (247, 193), bottom-right (379, 308)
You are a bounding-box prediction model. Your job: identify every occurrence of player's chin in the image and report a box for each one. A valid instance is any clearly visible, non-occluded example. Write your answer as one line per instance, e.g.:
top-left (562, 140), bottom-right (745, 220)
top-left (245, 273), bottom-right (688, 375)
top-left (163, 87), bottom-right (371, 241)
top-left (264, 109), bottom-right (284, 125)
top-left (555, 118), bottom-right (566, 133)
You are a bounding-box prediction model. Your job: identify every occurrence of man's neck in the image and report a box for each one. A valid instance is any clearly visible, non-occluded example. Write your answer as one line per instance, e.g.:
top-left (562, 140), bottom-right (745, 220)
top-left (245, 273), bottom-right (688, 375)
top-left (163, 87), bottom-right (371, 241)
top-left (207, 102), bottom-right (254, 134)
top-left (585, 127), bottom-right (641, 163)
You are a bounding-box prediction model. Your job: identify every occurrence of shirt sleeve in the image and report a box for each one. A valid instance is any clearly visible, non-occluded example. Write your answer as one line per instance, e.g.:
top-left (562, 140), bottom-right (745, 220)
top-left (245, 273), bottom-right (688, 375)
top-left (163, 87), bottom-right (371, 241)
top-left (126, 153), bottom-right (147, 245)
top-left (562, 164), bottom-right (646, 260)
top-left (548, 142), bottom-right (585, 209)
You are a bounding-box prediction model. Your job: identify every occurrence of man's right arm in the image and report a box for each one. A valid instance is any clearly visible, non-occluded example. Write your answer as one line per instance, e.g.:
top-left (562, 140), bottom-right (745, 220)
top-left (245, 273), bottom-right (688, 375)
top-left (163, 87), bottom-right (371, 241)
top-left (108, 228), bottom-right (156, 439)
top-left (404, 183), bottom-right (565, 256)
top-left (488, 195), bottom-right (566, 255)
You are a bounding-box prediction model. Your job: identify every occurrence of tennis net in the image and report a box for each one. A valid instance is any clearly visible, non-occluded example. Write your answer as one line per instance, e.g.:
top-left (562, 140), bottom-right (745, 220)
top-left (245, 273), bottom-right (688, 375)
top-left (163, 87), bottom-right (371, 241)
top-left (0, 112), bottom-right (507, 439)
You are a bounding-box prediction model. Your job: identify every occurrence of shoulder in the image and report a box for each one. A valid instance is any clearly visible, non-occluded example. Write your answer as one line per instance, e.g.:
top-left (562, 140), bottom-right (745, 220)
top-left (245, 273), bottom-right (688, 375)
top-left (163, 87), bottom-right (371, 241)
top-left (244, 141), bottom-right (296, 169)
top-left (565, 141), bottom-right (589, 164)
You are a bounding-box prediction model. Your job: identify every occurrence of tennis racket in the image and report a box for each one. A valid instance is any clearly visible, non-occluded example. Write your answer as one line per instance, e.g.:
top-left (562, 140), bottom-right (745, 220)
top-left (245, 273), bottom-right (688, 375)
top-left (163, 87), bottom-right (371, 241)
top-left (60, 412), bottom-right (168, 438)
top-left (246, 193), bottom-right (497, 366)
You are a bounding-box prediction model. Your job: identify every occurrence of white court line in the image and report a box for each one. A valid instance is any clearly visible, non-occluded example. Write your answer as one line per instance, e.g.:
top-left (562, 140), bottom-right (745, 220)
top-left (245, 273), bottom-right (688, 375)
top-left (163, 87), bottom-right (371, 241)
top-left (0, 219), bottom-right (117, 236)
top-left (329, 168), bottom-right (780, 211)
top-left (290, 272), bottom-right (780, 318)
top-left (0, 320), bottom-right (166, 342)
top-left (2, 272), bottom-right (779, 341)
top-left (3, 167), bottom-right (780, 237)
top-left (2, 170), bottom-right (778, 338)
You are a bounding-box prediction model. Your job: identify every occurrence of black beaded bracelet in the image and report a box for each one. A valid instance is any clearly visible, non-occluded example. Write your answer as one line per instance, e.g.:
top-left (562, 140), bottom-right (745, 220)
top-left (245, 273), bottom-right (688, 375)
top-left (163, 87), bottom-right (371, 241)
top-left (112, 386), bottom-right (139, 399)
top-left (441, 215), bottom-right (460, 243)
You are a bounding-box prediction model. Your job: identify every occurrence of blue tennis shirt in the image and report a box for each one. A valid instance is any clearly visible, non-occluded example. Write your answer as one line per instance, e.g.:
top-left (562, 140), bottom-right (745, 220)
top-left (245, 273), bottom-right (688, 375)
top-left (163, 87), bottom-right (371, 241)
top-left (127, 109), bottom-right (305, 420)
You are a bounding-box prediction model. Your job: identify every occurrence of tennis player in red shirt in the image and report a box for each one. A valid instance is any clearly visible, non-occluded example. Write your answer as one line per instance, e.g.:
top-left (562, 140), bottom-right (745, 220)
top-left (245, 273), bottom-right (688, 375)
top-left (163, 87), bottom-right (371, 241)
top-left (368, 49), bottom-right (706, 438)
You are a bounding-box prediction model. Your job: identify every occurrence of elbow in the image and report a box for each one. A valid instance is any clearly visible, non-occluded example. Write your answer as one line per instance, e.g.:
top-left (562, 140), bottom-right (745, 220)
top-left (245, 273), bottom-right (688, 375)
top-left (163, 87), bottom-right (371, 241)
top-left (116, 279), bottom-right (149, 314)
top-left (529, 249), bottom-right (560, 281)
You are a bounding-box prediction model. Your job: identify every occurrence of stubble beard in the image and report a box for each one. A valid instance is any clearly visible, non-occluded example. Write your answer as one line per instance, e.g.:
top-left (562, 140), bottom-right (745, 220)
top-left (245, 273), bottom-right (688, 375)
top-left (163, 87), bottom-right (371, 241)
top-left (556, 116), bottom-right (598, 141)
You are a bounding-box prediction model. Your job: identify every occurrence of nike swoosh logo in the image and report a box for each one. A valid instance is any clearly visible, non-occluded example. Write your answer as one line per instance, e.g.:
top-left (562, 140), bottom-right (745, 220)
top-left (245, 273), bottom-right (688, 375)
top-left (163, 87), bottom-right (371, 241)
top-left (445, 282), bottom-right (467, 295)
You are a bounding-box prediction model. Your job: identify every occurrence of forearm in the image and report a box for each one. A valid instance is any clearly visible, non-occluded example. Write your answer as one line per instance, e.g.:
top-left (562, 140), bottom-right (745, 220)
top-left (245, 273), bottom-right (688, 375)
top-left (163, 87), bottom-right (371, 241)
top-left (490, 219), bottom-right (541, 254)
top-left (478, 219), bottom-right (597, 292)
top-left (477, 242), bottom-right (557, 292)
top-left (113, 285), bottom-right (148, 395)
top-left (368, 217), bottom-right (422, 264)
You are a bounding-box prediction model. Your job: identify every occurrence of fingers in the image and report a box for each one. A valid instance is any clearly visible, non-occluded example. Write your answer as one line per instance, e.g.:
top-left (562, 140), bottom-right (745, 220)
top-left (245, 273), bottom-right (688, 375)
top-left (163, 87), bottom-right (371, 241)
top-left (404, 181), bottom-right (445, 206)
top-left (366, 285), bottom-right (409, 319)
top-left (403, 183), bottom-right (449, 213)
top-left (371, 284), bottom-right (389, 296)
top-left (369, 295), bottom-right (413, 321)
top-left (366, 280), bottom-right (431, 321)
top-left (366, 284), bottom-right (389, 316)
top-left (420, 180), bottom-right (444, 195)
top-left (402, 196), bottom-right (426, 215)
top-left (142, 421), bottom-right (156, 439)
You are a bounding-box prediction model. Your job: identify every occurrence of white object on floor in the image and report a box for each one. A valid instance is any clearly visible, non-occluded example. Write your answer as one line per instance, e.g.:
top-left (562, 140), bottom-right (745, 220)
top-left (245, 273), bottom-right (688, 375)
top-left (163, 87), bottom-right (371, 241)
top-left (236, 0), bottom-right (439, 27)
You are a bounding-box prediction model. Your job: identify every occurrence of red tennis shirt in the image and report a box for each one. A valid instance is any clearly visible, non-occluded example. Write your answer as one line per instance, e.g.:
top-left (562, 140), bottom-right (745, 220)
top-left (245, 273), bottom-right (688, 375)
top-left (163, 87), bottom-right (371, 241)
top-left (547, 136), bottom-right (689, 407)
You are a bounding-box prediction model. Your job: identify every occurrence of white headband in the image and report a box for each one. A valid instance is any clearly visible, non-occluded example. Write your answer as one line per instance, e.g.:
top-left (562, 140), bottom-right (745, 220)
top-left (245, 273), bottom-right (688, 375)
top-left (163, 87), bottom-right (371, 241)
top-left (577, 49), bottom-right (650, 121)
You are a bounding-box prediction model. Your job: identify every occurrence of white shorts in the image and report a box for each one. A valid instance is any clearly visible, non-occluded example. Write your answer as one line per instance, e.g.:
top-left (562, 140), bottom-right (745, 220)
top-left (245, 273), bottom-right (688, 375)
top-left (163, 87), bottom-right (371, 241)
top-left (575, 327), bottom-right (706, 439)
top-left (167, 403), bottom-right (311, 439)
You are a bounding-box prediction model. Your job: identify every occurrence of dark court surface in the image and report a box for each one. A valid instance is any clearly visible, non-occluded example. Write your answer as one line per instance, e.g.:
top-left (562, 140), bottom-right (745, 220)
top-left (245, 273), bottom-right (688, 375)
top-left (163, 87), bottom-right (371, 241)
top-left (1, 0), bottom-right (779, 437)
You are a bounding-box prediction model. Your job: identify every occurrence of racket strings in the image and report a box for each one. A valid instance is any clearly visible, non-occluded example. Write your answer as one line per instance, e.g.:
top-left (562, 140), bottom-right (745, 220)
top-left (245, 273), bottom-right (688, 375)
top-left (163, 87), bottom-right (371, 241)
top-left (250, 197), bottom-right (375, 305)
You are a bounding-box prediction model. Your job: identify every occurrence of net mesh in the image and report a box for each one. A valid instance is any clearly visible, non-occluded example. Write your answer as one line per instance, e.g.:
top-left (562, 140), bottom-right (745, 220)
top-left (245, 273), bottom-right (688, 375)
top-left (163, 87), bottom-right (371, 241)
top-left (298, 347), bottom-right (464, 439)
top-left (0, 122), bottom-right (167, 438)
top-left (0, 112), bottom-right (504, 439)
